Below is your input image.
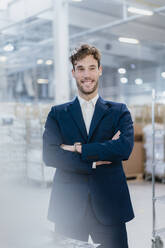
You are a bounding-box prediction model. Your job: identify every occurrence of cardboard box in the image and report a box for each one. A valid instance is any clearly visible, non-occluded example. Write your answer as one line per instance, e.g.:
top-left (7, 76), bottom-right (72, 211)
top-left (123, 123), bottom-right (144, 178)
top-left (123, 141), bottom-right (144, 178)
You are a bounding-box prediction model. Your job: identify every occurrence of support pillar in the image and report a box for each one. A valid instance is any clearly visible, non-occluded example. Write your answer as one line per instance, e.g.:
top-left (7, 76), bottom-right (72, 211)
top-left (53, 0), bottom-right (70, 104)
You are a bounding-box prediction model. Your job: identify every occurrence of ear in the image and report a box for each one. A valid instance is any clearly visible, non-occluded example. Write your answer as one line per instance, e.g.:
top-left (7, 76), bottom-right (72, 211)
top-left (72, 69), bottom-right (75, 78)
top-left (99, 65), bottom-right (102, 76)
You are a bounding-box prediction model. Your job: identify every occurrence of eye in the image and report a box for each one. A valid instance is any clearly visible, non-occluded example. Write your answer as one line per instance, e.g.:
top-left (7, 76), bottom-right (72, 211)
top-left (90, 67), bottom-right (96, 71)
top-left (77, 68), bottom-right (84, 72)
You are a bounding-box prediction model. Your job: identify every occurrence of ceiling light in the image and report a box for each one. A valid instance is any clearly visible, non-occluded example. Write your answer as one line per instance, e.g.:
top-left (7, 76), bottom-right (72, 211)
top-left (128, 7), bottom-right (153, 16)
top-left (3, 43), bottom-right (14, 52)
top-left (118, 68), bottom-right (126, 74)
top-left (0, 56), bottom-right (7, 62)
top-left (161, 72), bottom-right (165, 78)
top-left (37, 79), bottom-right (49, 84)
top-left (120, 77), bottom-right (128, 84)
top-left (37, 59), bottom-right (44, 65)
top-left (45, 59), bottom-right (53, 65)
top-left (118, 37), bottom-right (139, 44)
top-left (135, 78), bottom-right (143, 85)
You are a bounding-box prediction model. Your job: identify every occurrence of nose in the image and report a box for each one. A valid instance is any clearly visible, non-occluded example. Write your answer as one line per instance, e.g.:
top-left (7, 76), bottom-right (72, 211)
top-left (83, 69), bottom-right (90, 78)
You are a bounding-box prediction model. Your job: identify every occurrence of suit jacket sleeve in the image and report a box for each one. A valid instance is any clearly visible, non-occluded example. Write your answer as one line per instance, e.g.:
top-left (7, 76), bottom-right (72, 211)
top-left (43, 107), bottom-right (93, 174)
top-left (81, 104), bottom-right (134, 162)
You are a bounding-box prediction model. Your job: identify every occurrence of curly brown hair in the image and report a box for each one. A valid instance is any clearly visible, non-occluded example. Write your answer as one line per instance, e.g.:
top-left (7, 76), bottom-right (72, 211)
top-left (70, 44), bottom-right (101, 70)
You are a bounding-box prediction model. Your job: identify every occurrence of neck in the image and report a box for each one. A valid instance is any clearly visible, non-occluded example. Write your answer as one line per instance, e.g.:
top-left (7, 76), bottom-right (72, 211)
top-left (78, 90), bottom-right (98, 101)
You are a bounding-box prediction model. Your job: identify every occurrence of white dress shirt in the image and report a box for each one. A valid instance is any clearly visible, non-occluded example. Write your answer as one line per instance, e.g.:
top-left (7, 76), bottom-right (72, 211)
top-left (78, 94), bottom-right (99, 169)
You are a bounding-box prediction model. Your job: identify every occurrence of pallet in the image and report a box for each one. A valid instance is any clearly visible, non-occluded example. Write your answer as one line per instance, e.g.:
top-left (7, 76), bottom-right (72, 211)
top-left (144, 172), bottom-right (165, 183)
top-left (126, 173), bottom-right (143, 181)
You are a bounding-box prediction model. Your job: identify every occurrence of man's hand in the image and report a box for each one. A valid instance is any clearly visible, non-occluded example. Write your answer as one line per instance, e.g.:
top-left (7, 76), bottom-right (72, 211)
top-left (60, 130), bottom-right (121, 165)
top-left (112, 130), bottom-right (120, 140)
top-left (60, 144), bottom-right (75, 152)
top-left (96, 161), bottom-right (111, 166)
top-left (60, 144), bottom-right (82, 153)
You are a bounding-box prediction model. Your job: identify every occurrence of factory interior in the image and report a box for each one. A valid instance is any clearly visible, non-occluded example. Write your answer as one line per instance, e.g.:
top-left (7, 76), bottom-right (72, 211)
top-left (0, 0), bottom-right (165, 247)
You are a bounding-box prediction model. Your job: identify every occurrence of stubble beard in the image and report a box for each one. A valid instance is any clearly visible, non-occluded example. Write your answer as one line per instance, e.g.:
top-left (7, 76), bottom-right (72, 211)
top-left (76, 80), bottom-right (98, 95)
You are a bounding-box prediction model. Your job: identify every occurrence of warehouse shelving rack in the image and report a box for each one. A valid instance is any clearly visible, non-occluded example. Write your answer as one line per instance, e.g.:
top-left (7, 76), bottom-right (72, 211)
top-left (151, 89), bottom-right (165, 248)
top-left (24, 104), bottom-right (46, 186)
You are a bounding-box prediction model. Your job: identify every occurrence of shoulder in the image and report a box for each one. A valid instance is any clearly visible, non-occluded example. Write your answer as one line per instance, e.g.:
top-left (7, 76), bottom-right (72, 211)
top-left (45, 99), bottom-right (74, 126)
top-left (49, 98), bottom-right (75, 113)
top-left (100, 96), bottom-right (126, 110)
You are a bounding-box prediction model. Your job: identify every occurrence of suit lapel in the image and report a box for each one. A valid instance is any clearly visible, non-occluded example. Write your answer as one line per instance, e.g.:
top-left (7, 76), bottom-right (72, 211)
top-left (88, 96), bottom-right (110, 142)
top-left (68, 97), bottom-right (88, 142)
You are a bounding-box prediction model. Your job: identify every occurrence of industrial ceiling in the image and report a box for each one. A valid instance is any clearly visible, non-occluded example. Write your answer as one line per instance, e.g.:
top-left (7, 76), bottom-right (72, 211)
top-left (0, 0), bottom-right (165, 101)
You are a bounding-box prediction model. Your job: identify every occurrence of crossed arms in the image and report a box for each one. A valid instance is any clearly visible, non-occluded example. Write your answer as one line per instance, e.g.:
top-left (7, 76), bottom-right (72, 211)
top-left (43, 104), bottom-right (134, 174)
top-left (60, 131), bottom-right (120, 167)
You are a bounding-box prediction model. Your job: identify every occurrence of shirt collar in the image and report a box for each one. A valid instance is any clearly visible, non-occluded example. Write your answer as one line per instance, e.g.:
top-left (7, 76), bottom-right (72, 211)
top-left (78, 94), bottom-right (99, 108)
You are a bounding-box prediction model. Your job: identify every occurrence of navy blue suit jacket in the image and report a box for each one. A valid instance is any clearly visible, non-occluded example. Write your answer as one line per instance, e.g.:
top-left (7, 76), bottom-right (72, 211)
top-left (43, 96), bottom-right (134, 227)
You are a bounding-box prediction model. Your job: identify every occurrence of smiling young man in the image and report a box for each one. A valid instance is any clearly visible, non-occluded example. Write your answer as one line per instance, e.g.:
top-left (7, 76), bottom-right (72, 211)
top-left (43, 44), bottom-right (134, 248)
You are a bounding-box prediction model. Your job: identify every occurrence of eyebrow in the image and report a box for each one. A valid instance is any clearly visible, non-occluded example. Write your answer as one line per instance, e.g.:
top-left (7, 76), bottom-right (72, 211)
top-left (76, 65), bottom-right (84, 69)
top-left (76, 65), bottom-right (97, 69)
top-left (89, 65), bottom-right (97, 68)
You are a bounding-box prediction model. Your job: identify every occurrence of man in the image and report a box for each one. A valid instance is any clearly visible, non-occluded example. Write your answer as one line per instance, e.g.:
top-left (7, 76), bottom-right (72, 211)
top-left (43, 44), bottom-right (134, 248)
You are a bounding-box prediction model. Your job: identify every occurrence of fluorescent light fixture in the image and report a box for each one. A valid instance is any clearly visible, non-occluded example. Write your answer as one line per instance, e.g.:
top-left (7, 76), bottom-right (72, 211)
top-left (120, 77), bottom-right (128, 84)
top-left (72, 0), bottom-right (83, 2)
top-left (119, 37), bottom-right (139, 44)
top-left (37, 59), bottom-right (44, 65)
top-left (118, 68), bottom-right (126, 74)
top-left (0, 56), bottom-right (7, 62)
top-left (135, 78), bottom-right (143, 85)
top-left (37, 79), bottom-right (49, 84)
top-left (161, 72), bottom-right (165, 78)
top-left (3, 43), bottom-right (14, 52)
top-left (45, 59), bottom-right (53, 65)
top-left (128, 7), bottom-right (153, 16)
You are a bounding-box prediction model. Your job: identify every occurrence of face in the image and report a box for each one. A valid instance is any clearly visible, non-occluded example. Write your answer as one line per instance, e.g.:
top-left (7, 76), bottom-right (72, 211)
top-left (72, 55), bottom-right (102, 96)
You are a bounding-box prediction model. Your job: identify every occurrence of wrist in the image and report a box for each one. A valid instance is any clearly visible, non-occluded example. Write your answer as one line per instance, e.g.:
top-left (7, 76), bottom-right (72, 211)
top-left (74, 142), bottom-right (82, 153)
top-left (61, 144), bottom-right (75, 152)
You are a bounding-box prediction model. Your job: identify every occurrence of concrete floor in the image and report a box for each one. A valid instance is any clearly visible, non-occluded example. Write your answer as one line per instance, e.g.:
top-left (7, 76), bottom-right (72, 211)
top-left (0, 174), bottom-right (165, 248)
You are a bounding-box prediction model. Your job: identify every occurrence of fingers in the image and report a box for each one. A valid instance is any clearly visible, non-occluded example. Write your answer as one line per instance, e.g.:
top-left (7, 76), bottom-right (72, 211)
top-left (96, 161), bottom-right (112, 166)
top-left (112, 130), bottom-right (121, 140)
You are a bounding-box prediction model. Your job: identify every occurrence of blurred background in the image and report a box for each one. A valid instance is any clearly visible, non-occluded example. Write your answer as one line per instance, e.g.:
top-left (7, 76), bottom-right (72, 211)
top-left (0, 0), bottom-right (165, 247)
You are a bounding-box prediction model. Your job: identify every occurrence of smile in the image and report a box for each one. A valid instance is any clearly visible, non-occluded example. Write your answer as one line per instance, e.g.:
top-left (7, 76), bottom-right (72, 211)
top-left (81, 80), bottom-right (93, 83)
